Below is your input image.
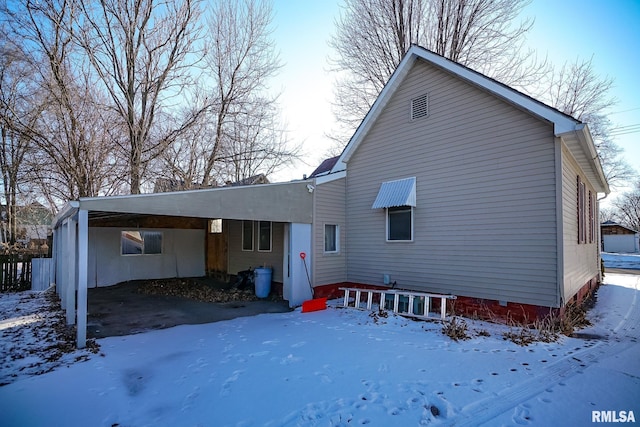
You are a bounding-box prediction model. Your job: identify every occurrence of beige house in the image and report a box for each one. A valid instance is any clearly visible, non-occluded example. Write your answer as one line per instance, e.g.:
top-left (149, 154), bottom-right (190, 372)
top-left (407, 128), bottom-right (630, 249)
top-left (312, 46), bottom-right (609, 320)
top-left (50, 46), bottom-right (609, 347)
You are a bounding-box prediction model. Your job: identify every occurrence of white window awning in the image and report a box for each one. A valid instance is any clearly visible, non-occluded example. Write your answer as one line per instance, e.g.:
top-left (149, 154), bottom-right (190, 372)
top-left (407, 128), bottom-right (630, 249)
top-left (371, 177), bottom-right (416, 209)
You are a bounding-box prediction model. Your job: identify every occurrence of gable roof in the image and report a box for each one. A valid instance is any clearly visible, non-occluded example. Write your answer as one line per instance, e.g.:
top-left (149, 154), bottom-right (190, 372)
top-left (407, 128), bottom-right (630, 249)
top-left (309, 156), bottom-right (340, 178)
top-left (331, 45), bottom-right (609, 194)
top-left (601, 222), bottom-right (638, 233)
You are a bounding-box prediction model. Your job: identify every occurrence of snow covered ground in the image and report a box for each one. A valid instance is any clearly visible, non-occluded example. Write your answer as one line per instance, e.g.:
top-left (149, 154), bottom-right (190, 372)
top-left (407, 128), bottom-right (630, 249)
top-left (0, 260), bottom-right (638, 426)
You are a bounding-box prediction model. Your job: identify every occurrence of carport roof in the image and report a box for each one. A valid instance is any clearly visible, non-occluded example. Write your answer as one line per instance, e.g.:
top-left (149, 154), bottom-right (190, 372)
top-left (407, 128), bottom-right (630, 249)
top-left (54, 180), bottom-right (314, 227)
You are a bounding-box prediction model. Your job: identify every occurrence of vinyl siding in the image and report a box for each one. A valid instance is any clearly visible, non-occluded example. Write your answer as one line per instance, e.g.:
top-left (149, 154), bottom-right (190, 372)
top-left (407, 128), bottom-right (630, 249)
top-left (227, 220), bottom-right (285, 282)
top-left (561, 144), bottom-right (599, 302)
top-left (313, 178), bottom-right (347, 286)
top-left (345, 59), bottom-right (558, 307)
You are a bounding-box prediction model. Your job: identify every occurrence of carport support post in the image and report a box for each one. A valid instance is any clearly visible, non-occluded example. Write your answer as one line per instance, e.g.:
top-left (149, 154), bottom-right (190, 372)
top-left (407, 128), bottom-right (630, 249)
top-left (65, 217), bottom-right (76, 325)
top-left (287, 223), bottom-right (313, 307)
top-left (76, 209), bottom-right (88, 348)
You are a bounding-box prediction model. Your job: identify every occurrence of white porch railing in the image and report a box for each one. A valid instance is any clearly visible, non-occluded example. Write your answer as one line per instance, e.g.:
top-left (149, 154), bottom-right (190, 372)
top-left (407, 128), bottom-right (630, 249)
top-left (339, 287), bottom-right (456, 320)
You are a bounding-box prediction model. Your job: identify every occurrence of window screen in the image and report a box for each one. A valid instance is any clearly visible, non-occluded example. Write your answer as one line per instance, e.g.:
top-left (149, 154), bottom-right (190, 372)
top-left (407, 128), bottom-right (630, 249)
top-left (121, 231), bottom-right (162, 255)
top-left (324, 224), bottom-right (338, 252)
top-left (258, 221), bottom-right (272, 252)
top-left (242, 221), bottom-right (254, 251)
top-left (388, 207), bottom-right (412, 241)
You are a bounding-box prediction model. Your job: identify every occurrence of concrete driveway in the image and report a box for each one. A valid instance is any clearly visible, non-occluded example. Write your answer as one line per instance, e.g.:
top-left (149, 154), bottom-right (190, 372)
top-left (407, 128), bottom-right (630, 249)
top-left (87, 279), bottom-right (292, 338)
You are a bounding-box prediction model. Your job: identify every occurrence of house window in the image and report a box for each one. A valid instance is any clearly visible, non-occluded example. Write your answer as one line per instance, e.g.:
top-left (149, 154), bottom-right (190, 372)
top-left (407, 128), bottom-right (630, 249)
top-left (324, 224), bottom-right (339, 253)
top-left (121, 231), bottom-right (162, 255)
top-left (589, 190), bottom-right (596, 243)
top-left (242, 220), bottom-right (253, 251)
top-left (258, 221), bottom-right (272, 252)
top-left (577, 176), bottom-right (587, 244)
top-left (387, 206), bottom-right (413, 241)
top-left (209, 219), bottom-right (222, 234)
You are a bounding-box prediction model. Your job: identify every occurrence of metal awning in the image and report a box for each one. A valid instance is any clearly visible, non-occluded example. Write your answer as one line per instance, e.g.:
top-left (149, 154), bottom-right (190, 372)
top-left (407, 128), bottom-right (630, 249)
top-left (371, 177), bottom-right (416, 209)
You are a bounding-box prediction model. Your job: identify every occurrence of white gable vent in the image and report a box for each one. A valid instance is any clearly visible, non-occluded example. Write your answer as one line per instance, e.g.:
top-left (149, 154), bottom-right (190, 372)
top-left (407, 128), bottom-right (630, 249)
top-left (411, 94), bottom-right (429, 120)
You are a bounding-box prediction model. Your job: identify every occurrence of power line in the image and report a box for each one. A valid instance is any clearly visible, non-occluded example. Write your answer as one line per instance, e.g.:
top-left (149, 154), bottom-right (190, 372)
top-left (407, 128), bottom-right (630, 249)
top-left (609, 123), bottom-right (640, 137)
top-left (608, 107), bottom-right (640, 115)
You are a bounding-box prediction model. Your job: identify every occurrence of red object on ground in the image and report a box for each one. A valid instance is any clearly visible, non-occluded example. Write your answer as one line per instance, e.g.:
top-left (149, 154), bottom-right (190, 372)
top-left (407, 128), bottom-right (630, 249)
top-left (299, 251), bottom-right (327, 313)
top-left (302, 297), bottom-right (327, 313)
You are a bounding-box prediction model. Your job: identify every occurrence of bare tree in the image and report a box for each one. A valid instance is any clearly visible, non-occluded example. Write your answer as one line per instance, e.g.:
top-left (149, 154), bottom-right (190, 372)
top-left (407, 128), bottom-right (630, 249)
top-left (329, 0), bottom-right (544, 141)
top-left (599, 207), bottom-right (616, 224)
top-left (0, 39), bottom-right (32, 243)
top-left (1, 0), bottom-right (123, 212)
top-left (164, 0), bottom-right (293, 187)
top-left (77, 0), bottom-right (207, 194)
top-left (156, 106), bottom-right (216, 189)
top-left (545, 57), bottom-right (635, 188)
top-left (218, 101), bottom-right (298, 183)
top-left (612, 181), bottom-right (640, 232)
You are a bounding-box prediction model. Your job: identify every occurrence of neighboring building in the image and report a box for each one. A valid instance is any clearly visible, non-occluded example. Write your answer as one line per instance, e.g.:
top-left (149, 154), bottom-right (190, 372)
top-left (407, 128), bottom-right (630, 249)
top-left (50, 46), bottom-right (609, 347)
top-left (1, 202), bottom-right (52, 249)
top-left (153, 174), bottom-right (270, 193)
top-left (601, 221), bottom-right (639, 253)
top-left (225, 174), bottom-right (270, 187)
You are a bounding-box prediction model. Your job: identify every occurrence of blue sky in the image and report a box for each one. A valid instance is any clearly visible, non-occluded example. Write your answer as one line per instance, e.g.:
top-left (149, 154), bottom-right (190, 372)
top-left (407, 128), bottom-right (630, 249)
top-left (269, 0), bottom-right (640, 202)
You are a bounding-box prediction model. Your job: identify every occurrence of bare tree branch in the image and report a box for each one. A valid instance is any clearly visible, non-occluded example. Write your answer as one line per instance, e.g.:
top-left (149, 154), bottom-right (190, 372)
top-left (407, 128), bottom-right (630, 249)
top-left (77, 0), bottom-right (206, 194)
top-left (328, 0), bottom-right (545, 143)
top-left (543, 57), bottom-right (635, 188)
top-left (159, 0), bottom-right (296, 188)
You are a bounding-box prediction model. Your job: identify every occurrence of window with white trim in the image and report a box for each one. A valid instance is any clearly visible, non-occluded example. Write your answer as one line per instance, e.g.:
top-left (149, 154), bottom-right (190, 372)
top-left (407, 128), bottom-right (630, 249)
top-left (324, 224), bottom-right (339, 253)
top-left (121, 231), bottom-right (162, 255)
top-left (577, 176), bottom-right (587, 244)
top-left (242, 220), bottom-right (254, 251)
top-left (258, 221), bottom-right (272, 252)
top-left (387, 206), bottom-right (413, 241)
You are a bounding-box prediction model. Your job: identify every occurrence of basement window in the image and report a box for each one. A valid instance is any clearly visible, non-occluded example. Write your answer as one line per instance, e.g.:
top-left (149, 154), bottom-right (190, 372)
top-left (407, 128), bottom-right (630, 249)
top-left (411, 94), bottom-right (429, 120)
top-left (121, 231), bottom-right (162, 255)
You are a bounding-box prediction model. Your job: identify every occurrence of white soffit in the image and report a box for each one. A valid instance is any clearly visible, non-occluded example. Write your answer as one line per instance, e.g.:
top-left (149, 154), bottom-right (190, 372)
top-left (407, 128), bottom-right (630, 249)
top-left (372, 177), bottom-right (416, 209)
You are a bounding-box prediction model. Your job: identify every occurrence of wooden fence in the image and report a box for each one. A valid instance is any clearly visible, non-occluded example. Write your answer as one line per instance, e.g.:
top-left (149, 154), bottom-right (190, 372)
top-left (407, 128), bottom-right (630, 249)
top-left (0, 254), bottom-right (37, 292)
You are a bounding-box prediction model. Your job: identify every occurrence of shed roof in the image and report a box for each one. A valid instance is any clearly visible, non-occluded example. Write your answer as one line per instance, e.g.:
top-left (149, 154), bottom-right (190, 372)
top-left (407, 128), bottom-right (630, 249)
top-left (601, 222), bottom-right (638, 233)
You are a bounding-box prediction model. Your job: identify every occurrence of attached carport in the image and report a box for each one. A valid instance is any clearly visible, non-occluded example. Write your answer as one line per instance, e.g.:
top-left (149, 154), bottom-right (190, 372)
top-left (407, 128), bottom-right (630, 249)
top-left (52, 181), bottom-right (315, 347)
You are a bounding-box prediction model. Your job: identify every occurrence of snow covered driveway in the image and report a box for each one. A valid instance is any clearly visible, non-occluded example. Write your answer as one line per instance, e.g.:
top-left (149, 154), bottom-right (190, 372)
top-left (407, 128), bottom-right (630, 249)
top-left (0, 273), bottom-right (638, 426)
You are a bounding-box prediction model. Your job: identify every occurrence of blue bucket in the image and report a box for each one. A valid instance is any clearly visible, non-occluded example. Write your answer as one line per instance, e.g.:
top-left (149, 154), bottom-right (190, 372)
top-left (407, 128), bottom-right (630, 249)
top-left (254, 267), bottom-right (272, 298)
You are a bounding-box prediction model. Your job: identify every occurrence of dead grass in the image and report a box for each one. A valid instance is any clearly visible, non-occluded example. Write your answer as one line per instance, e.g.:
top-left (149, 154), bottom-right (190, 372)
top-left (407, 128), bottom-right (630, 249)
top-left (502, 297), bottom-right (594, 346)
top-left (441, 316), bottom-right (470, 341)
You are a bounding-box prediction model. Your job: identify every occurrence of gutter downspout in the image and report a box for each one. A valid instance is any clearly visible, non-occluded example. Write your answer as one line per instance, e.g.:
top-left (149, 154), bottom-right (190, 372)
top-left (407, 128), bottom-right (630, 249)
top-left (554, 138), bottom-right (565, 308)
